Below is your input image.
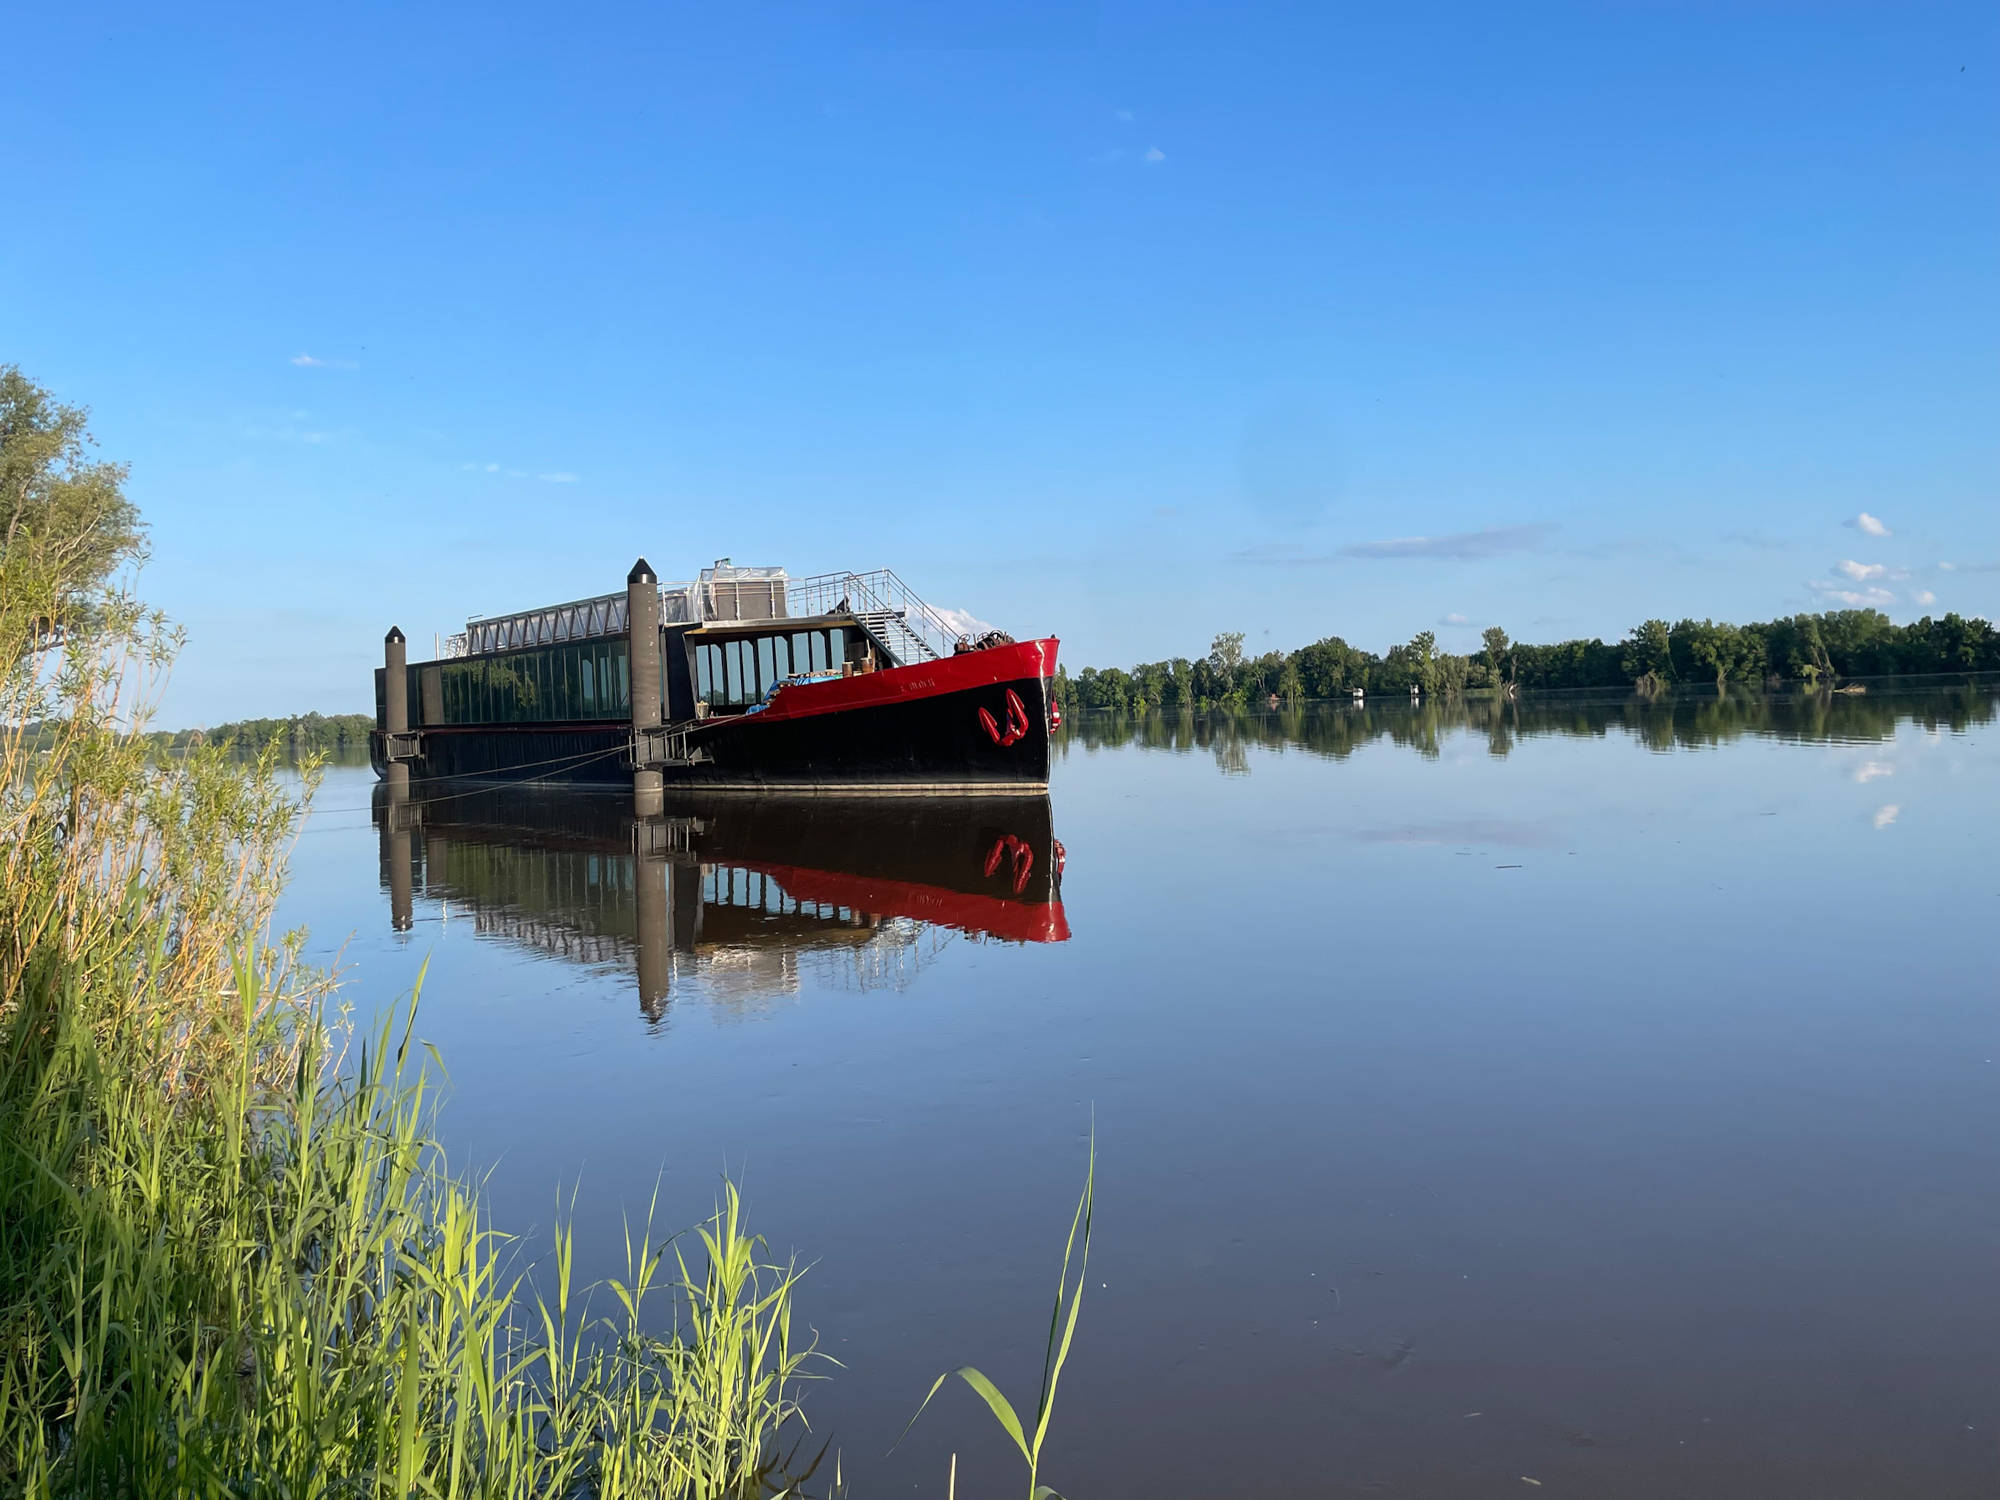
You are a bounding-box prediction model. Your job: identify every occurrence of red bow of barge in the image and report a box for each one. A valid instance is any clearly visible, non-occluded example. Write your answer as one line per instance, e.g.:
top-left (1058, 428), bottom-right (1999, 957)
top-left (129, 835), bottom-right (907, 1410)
top-left (372, 559), bottom-right (1059, 797)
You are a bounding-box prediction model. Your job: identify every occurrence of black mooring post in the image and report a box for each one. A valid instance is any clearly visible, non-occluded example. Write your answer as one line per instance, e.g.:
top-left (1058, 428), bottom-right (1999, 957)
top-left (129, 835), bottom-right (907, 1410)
top-left (627, 558), bottom-right (664, 817)
top-left (384, 626), bottom-right (410, 793)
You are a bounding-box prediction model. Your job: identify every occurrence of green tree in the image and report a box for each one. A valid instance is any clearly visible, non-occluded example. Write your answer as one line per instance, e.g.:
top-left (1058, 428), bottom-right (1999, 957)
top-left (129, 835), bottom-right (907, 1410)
top-left (1, 366), bottom-right (145, 645)
top-left (1678, 619), bottom-right (1735, 689)
top-left (1480, 625), bottom-right (1512, 686)
top-left (1772, 614), bottom-right (1834, 685)
top-left (1293, 635), bottom-right (1363, 697)
top-left (1407, 630), bottom-right (1440, 693)
top-left (1208, 631), bottom-right (1246, 677)
top-left (1621, 619), bottom-right (1675, 689)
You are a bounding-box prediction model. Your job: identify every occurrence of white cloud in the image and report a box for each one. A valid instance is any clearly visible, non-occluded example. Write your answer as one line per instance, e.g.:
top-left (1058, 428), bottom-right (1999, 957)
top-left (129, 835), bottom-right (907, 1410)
top-left (1143, 146), bottom-right (1166, 164)
top-left (1441, 612), bottom-right (1471, 625)
top-left (1836, 559), bottom-right (1887, 582)
top-left (936, 606), bottom-right (998, 642)
top-left (466, 460), bottom-right (575, 482)
top-left (1872, 804), bottom-right (1900, 829)
top-left (1848, 512), bottom-right (1892, 537)
top-left (1853, 760), bottom-right (1894, 783)
top-left (1912, 589), bottom-right (1937, 606)
top-left (1939, 562), bottom-right (1956, 572)
top-left (290, 352), bottom-right (357, 370)
top-left (1336, 523), bottom-right (1556, 561)
top-left (1807, 579), bottom-right (1896, 608)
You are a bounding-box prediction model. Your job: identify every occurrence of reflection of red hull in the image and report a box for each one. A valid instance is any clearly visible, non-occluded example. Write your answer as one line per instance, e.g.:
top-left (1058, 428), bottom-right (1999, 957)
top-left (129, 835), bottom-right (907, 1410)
top-left (372, 783), bottom-right (1070, 949)
top-left (747, 862), bottom-right (1070, 944)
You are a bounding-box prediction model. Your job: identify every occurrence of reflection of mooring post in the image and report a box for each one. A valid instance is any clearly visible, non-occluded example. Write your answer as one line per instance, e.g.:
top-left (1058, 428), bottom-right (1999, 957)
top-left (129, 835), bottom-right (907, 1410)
top-left (386, 786), bottom-right (414, 933)
top-left (636, 823), bottom-right (670, 1021)
top-left (627, 558), bottom-right (664, 818)
top-left (383, 627), bottom-right (410, 794)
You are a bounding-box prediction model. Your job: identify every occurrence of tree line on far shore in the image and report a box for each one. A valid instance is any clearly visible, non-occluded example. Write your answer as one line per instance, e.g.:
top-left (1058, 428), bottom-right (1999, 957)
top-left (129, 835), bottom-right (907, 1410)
top-left (1053, 608), bottom-right (2000, 714)
top-left (149, 712), bottom-right (377, 755)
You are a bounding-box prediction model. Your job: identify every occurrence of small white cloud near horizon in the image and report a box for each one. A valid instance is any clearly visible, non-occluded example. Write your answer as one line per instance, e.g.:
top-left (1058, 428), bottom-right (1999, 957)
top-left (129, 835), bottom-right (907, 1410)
top-left (290, 352), bottom-right (357, 370)
top-left (1848, 512), bottom-right (1892, 538)
top-left (1854, 760), bottom-right (1894, 784)
top-left (1836, 559), bottom-right (1888, 582)
top-left (1441, 612), bottom-right (1471, 625)
top-left (1873, 804), bottom-right (1900, 829)
top-left (1144, 145), bottom-right (1166, 163)
top-left (1808, 579), bottom-right (1896, 609)
top-left (1912, 589), bottom-right (1937, 606)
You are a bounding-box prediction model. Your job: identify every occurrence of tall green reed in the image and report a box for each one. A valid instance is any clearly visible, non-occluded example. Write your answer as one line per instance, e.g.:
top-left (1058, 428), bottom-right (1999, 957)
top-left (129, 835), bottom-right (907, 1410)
top-left (898, 1137), bottom-right (1094, 1500)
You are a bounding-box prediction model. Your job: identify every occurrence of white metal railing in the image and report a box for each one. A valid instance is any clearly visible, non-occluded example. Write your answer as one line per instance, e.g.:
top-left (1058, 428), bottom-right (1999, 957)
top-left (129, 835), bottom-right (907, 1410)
top-left (460, 591), bottom-right (629, 657)
top-left (787, 569), bottom-right (957, 663)
top-left (448, 565), bottom-right (965, 665)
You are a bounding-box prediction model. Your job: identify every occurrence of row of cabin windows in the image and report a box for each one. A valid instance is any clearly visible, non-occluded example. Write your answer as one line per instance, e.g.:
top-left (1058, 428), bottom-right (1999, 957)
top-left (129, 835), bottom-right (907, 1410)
top-left (372, 626), bottom-right (869, 731)
top-left (694, 627), bottom-right (852, 710)
top-left (382, 640), bottom-right (633, 728)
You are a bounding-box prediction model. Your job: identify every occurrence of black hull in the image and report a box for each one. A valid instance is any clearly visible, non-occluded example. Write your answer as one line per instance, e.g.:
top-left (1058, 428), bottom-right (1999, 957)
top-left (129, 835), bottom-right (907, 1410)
top-left (373, 670), bottom-right (1054, 793)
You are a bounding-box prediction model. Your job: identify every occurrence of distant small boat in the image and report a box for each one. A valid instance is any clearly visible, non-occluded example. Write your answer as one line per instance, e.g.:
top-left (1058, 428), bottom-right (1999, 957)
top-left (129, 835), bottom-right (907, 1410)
top-left (1834, 684), bottom-right (1867, 695)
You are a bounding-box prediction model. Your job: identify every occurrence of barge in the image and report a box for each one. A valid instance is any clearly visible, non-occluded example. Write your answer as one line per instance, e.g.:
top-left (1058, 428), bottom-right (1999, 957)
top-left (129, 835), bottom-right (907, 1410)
top-left (372, 560), bottom-right (1059, 800)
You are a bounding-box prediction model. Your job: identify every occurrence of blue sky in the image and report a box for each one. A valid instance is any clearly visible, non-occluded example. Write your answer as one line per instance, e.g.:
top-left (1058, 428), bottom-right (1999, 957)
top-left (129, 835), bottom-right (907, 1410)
top-left (5, 2), bottom-right (1995, 725)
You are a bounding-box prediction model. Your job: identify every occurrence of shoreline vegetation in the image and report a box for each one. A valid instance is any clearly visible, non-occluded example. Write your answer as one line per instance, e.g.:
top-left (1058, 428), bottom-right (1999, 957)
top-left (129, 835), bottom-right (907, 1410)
top-left (1053, 614), bottom-right (2000, 716)
top-left (152, 711), bottom-right (376, 756)
top-left (0, 366), bottom-right (1089, 1497)
top-left (1056, 686), bottom-right (1999, 775)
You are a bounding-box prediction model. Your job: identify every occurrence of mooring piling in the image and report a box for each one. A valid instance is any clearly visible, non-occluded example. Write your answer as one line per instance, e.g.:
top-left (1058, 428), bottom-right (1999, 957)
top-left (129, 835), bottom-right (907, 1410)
top-left (383, 626), bottom-right (410, 792)
top-left (627, 557), bottom-right (664, 817)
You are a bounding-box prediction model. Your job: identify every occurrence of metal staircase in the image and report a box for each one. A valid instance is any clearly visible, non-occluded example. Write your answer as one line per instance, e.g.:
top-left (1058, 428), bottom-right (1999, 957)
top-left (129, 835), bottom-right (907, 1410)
top-left (787, 569), bottom-right (957, 666)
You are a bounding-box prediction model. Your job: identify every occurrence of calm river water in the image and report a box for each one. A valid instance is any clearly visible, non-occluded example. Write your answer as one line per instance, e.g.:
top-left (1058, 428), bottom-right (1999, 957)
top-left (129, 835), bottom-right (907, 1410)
top-left (285, 685), bottom-right (2000, 1497)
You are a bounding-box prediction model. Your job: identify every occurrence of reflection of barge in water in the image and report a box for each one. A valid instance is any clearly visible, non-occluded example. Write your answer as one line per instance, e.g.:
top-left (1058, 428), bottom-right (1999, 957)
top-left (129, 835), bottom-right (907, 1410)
top-left (372, 785), bottom-right (1067, 1019)
top-left (371, 560), bottom-right (1059, 797)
